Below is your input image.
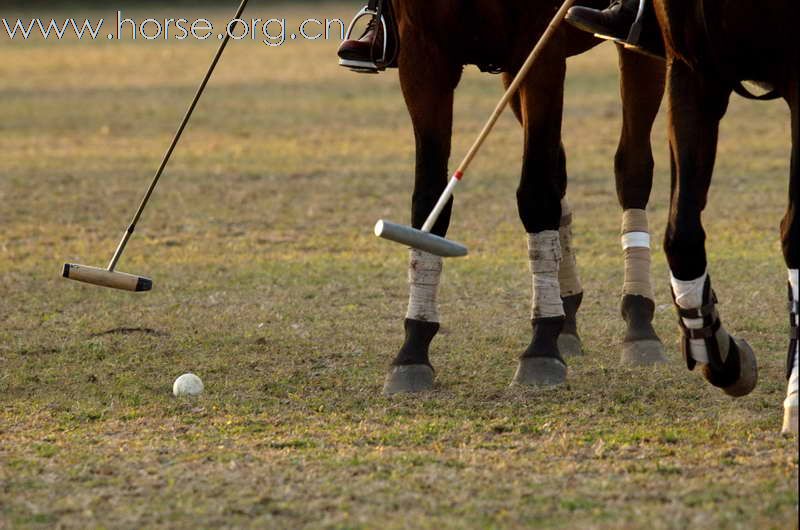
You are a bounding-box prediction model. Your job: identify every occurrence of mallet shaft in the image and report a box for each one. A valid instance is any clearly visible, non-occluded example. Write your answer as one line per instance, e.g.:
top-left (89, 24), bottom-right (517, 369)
top-left (419, 0), bottom-right (577, 233)
top-left (456, 0), bottom-right (577, 176)
top-left (421, 175), bottom-right (461, 233)
top-left (108, 230), bottom-right (133, 271)
top-left (107, 0), bottom-right (250, 272)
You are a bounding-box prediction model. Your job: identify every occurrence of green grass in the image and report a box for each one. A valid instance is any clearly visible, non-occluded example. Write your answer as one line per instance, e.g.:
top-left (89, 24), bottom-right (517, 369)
top-left (1, 2), bottom-right (797, 528)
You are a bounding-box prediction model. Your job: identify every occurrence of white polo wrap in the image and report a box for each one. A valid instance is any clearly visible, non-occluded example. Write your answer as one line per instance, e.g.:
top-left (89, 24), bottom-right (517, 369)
top-left (622, 209), bottom-right (654, 300)
top-left (558, 197), bottom-right (582, 297)
top-left (529, 231), bottom-right (565, 319)
top-left (622, 232), bottom-right (651, 249)
top-left (670, 271), bottom-right (710, 364)
top-left (406, 249), bottom-right (443, 322)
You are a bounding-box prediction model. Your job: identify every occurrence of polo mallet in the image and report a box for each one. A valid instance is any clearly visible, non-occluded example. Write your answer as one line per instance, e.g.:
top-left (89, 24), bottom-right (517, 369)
top-left (374, 0), bottom-right (578, 257)
top-left (63, 0), bottom-right (250, 292)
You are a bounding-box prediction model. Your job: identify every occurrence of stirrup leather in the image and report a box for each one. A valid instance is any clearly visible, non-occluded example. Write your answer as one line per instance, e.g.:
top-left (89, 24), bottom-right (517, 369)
top-left (788, 282), bottom-right (798, 380)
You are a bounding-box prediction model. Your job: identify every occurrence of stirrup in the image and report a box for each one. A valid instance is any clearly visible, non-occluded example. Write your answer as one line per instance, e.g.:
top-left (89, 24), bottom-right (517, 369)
top-left (339, 6), bottom-right (390, 74)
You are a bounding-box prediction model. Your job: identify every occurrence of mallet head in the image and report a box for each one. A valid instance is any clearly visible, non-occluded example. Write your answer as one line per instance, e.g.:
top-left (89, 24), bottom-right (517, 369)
top-left (62, 263), bottom-right (152, 292)
top-left (374, 220), bottom-right (468, 258)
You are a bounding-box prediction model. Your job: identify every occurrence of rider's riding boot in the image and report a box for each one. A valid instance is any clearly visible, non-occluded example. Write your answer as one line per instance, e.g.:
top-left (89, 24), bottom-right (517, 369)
top-left (566, 0), bottom-right (664, 59)
top-left (338, 6), bottom-right (397, 74)
top-left (338, 20), bottom-right (382, 73)
top-left (567, 0), bottom-right (638, 41)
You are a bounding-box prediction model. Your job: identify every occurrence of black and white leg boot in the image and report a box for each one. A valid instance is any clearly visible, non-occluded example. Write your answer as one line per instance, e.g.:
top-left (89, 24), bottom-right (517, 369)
top-left (784, 270), bottom-right (798, 435)
top-left (670, 272), bottom-right (758, 397)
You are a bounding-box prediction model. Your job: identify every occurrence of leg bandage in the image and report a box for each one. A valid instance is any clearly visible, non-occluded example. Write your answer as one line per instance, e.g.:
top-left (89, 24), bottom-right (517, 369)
top-left (406, 249), bottom-right (442, 322)
top-left (621, 209), bottom-right (654, 301)
top-left (558, 198), bottom-right (582, 297)
top-left (529, 231), bottom-right (565, 319)
top-left (670, 271), bottom-right (710, 365)
top-left (787, 269), bottom-right (799, 405)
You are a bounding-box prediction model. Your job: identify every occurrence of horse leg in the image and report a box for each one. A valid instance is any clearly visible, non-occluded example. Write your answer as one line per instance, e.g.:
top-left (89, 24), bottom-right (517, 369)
top-left (781, 83), bottom-right (799, 435)
top-left (508, 51), bottom-right (571, 387)
top-left (382, 41), bottom-right (462, 396)
top-left (614, 48), bottom-right (667, 365)
top-left (504, 73), bottom-right (584, 358)
top-left (663, 60), bottom-right (757, 397)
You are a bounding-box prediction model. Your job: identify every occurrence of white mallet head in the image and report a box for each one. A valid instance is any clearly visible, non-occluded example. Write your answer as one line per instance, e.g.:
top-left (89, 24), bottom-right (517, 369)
top-left (173, 373), bottom-right (204, 397)
top-left (374, 220), bottom-right (468, 258)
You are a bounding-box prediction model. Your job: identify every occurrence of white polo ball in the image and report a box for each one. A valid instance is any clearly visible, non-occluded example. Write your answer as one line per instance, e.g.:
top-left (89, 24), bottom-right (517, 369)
top-left (173, 373), bottom-right (204, 397)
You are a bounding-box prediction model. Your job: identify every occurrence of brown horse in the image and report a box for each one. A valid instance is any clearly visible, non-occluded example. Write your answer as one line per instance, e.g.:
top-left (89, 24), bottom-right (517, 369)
top-left (382, 0), bottom-right (667, 394)
top-left (653, 0), bottom-right (799, 434)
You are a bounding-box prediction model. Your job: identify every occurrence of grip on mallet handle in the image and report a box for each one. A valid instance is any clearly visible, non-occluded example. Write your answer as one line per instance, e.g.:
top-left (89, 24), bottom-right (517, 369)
top-left (62, 264), bottom-right (152, 292)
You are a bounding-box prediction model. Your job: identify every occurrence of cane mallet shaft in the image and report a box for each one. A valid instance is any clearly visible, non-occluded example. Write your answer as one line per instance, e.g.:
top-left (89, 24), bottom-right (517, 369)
top-left (375, 0), bottom-right (578, 257)
top-left (421, 0), bottom-right (577, 231)
top-left (63, 0), bottom-right (250, 292)
top-left (107, 0), bottom-right (250, 271)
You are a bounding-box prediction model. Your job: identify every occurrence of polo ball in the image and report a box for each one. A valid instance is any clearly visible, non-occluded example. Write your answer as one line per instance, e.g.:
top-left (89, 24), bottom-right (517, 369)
top-left (173, 373), bottom-right (204, 397)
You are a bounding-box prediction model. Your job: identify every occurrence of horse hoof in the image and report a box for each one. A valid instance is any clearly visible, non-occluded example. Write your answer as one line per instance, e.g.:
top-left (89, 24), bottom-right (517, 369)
top-left (557, 333), bottom-right (584, 357)
top-left (383, 364), bottom-right (434, 395)
top-left (621, 339), bottom-right (667, 366)
top-left (511, 357), bottom-right (567, 387)
top-left (716, 338), bottom-right (758, 398)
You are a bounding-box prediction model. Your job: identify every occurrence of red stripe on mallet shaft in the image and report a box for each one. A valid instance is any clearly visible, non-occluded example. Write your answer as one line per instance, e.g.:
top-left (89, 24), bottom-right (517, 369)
top-left (454, 171), bottom-right (464, 180)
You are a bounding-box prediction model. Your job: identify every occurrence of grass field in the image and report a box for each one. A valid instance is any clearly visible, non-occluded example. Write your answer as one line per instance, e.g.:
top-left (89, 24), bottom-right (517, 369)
top-left (1, 2), bottom-right (797, 528)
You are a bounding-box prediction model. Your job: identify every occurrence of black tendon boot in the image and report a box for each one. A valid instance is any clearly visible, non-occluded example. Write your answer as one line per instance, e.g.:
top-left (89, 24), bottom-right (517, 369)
top-left (671, 276), bottom-right (758, 397)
